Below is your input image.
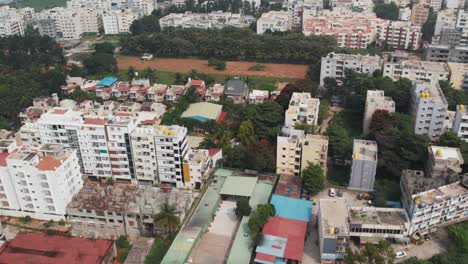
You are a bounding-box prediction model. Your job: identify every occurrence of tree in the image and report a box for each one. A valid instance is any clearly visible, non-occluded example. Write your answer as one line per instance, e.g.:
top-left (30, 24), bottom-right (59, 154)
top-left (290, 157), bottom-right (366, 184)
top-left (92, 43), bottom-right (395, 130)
top-left (127, 66), bottom-right (136, 80)
top-left (247, 139), bottom-right (276, 172)
top-left (83, 53), bottom-right (117, 76)
top-left (302, 162), bottom-right (325, 194)
top-left (235, 197), bottom-right (252, 217)
top-left (422, 8), bottom-right (437, 42)
top-left (374, 3), bottom-right (399, 20)
top-left (275, 82), bottom-right (306, 110)
top-left (238, 120), bottom-right (256, 146)
top-left (130, 14), bottom-right (161, 35)
top-left (318, 99), bottom-right (330, 123)
top-left (345, 247), bottom-right (366, 264)
top-left (69, 64), bottom-right (86, 77)
top-left (345, 240), bottom-right (395, 264)
top-left (251, 101), bottom-right (284, 141)
top-left (142, 67), bottom-right (156, 84)
top-left (154, 202), bottom-right (180, 234)
top-left (94, 42), bottom-right (114, 54)
top-left (248, 204), bottom-right (275, 234)
top-left (224, 144), bottom-right (248, 169)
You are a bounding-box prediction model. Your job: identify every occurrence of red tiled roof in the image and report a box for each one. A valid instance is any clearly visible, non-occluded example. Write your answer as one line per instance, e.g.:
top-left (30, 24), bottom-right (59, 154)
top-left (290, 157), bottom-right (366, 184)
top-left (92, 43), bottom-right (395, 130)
top-left (140, 118), bottom-right (157, 125)
top-left (84, 118), bottom-right (107, 126)
top-left (261, 216), bottom-right (307, 261)
top-left (208, 148), bottom-right (221, 157)
top-left (191, 80), bottom-right (205, 86)
top-left (255, 252), bottom-right (275, 263)
top-left (0, 151), bottom-right (9, 167)
top-left (216, 111), bottom-right (227, 125)
top-left (36, 156), bottom-right (63, 171)
top-left (51, 109), bottom-right (67, 115)
top-left (0, 232), bottom-right (114, 264)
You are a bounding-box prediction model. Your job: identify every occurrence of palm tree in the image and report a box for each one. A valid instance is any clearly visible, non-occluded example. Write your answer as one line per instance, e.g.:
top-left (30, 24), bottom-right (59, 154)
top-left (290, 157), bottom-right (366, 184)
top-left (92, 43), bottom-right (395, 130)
top-left (154, 202), bottom-right (180, 234)
top-left (127, 66), bottom-right (136, 81)
top-left (142, 67), bottom-right (156, 84)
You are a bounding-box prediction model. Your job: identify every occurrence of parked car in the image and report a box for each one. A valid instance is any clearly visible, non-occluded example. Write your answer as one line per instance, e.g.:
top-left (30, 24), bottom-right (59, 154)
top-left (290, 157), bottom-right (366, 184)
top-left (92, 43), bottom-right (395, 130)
top-left (395, 251), bottom-right (407, 259)
top-left (329, 188), bottom-right (336, 197)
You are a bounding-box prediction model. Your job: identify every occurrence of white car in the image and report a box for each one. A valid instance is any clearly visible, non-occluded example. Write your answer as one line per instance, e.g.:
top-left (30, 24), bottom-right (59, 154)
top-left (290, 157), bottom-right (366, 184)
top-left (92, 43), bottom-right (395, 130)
top-left (329, 188), bottom-right (336, 197)
top-left (395, 251), bottom-right (407, 259)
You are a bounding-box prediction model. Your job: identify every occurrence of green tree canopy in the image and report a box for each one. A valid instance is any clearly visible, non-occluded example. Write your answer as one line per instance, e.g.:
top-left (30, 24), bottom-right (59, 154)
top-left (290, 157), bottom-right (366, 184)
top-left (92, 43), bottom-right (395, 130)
top-left (302, 162), bottom-right (325, 194)
top-left (235, 197), bottom-right (252, 217)
top-left (374, 3), bottom-right (399, 20)
top-left (154, 202), bottom-right (180, 234)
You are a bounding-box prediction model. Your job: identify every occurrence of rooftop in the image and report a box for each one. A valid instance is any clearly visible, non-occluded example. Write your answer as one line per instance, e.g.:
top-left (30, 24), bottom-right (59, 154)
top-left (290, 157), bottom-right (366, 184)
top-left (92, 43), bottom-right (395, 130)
top-left (414, 82), bottom-right (448, 106)
top-left (349, 207), bottom-right (408, 226)
top-left (0, 232), bottom-right (114, 264)
top-left (412, 181), bottom-right (468, 205)
top-left (271, 194), bottom-right (312, 222)
top-left (319, 198), bottom-right (350, 238)
top-left (181, 102), bottom-right (223, 122)
top-left (397, 60), bottom-right (449, 73)
top-left (325, 52), bottom-right (382, 65)
top-left (352, 139), bottom-right (377, 161)
top-left (96, 77), bottom-right (118, 87)
top-left (220, 176), bottom-right (258, 197)
top-left (36, 156), bottom-right (64, 171)
top-left (430, 146), bottom-right (464, 162)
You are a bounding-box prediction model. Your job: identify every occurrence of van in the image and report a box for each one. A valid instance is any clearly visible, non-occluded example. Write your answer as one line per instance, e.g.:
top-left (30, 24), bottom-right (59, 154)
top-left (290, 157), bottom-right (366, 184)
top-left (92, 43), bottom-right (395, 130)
top-left (329, 188), bottom-right (336, 197)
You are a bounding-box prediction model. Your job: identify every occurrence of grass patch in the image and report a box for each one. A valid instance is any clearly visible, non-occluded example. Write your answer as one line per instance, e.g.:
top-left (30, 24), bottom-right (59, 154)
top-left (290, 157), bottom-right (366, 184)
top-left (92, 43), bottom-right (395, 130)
top-left (144, 236), bottom-right (173, 264)
top-left (10, 0), bottom-right (66, 10)
top-left (248, 63), bottom-right (266, 71)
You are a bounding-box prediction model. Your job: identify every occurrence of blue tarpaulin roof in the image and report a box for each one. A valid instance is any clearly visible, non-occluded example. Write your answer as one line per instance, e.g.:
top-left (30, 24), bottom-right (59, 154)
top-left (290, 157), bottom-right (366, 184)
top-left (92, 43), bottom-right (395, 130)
top-left (270, 194), bottom-right (312, 222)
top-left (97, 77), bottom-right (118, 87)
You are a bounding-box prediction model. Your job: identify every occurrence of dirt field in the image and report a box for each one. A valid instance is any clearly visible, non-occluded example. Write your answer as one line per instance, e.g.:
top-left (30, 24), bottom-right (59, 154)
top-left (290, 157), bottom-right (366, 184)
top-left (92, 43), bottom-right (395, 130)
top-left (117, 56), bottom-right (308, 79)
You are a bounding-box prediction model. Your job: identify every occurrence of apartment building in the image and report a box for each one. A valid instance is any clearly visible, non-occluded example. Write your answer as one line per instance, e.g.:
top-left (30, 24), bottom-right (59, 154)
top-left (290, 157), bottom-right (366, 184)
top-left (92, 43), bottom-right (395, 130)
top-left (403, 181), bottom-right (468, 236)
top-left (349, 140), bottom-right (378, 191)
top-left (410, 4), bottom-right (429, 27)
top-left (363, 90), bottom-right (396, 134)
top-left (285, 92), bottom-right (320, 127)
top-left (378, 20), bottom-right (422, 50)
top-left (303, 11), bottom-right (384, 49)
top-left (256, 11), bottom-right (291, 34)
top-left (102, 9), bottom-right (142, 34)
top-left (410, 82), bottom-right (448, 140)
top-left (2, 143), bottom-right (82, 219)
top-left (425, 146), bottom-right (463, 180)
top-left (36, 8), bottom-right (84, 39)
top-left (276, 127), bottom-right (305, 176)
top-left (446, 0), bottom-right (465, 8)
top-left (384, 0), bottom-right (410, 7)
top-left (183, 149), bottom-right (211, 190)
top-left (159, 11), bottom-right (253, 29)
top-left (399, 7), bottom-right (411, 21)
top-left (78, 118), bottom-right (112, 179)
top-left (453, 105), bottom-right (468, 141)
top-left (424, 44), bottom-right (468, 63)
top-left (383, 60), bottom-right (449, 82)
top-left (67, 182), bottom-right (193, 239)
top-left (425, 0), bottom-right (442, 11)
top-left (18, 123), bottom-right (42, 149)
top-left (106, 116), bottom-right (139, 181)
top-left (434, 9), bottom-right (457, 36)
top-left (284, 0), bottom-right (304, 28)
top-left (319, 52), bottom-right (382, 87)
top-left (0, 6), bottom-right (25, 37)
top-left (301, 135), bottom-right (328, 175)
top-left (319, 198), bottom-right (411, 262)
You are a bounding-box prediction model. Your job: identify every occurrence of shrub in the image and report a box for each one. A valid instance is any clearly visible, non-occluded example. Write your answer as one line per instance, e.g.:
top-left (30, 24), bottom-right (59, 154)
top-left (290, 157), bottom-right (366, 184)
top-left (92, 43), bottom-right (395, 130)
top-left (208, 58), bottom-right (226, 71)
top-left (19, 216), bottom-right (32, 223)
top-left (248, 64), bottom-right (266, 71)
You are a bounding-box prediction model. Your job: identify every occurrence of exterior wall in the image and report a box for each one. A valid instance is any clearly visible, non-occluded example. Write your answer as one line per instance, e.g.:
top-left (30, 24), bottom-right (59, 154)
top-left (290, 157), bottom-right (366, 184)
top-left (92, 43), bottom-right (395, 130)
top-left (276, 128), bottom-right (304, 176)
top-left (363, 90), bottom-right (395, 134)
top-left (378, 21), bottom-right (422, 50)
top-left (410, 4), bottom-right (428, 27)
top-left (77, 122), bottom-right (112, 178)
top-left (453, 105), bottom-right (468, 141)
top-left (383, 61), bottom-right (449, 83)
top-left (106, 121), bottom-right (138, 181)
top-left (301, 135), bottom-right (328, 175)
top-left (319, 53), bottom-right (382, 87)
top-left (424, 45), bottom-right (468, 63)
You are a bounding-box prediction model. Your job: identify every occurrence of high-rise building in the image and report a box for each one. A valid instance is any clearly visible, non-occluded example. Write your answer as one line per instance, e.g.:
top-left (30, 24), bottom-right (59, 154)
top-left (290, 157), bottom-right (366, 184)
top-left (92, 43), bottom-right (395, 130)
top-left (383, 60), bottom-right (449, 83)
top-left (363, 90), bottom-right (396, 134)
top-left (410, 82), bottom-right (448, 140)
top-left (410, 3), bottom-right (429, 27)
top-left (349, 140), bottom-right (378, 191)
top-left (453, 104), bottom-right (468, 141)
top-left (276, 127), bottom-right (305, 176)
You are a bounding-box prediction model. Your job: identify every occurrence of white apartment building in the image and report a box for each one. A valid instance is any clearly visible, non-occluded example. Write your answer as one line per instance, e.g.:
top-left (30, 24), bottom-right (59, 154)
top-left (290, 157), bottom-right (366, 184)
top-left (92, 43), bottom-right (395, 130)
top-left (256, 11), bottom-right (291, 34)
top-left (404, 181), bottom-right (468, 236)
top-left (399, 7), bottom-right (411, 22)
top-left (319, 52), bottom-right (383, 87)
top-left (378, 20), bottom-right (422, 50)
top-left (106, 116), bottom-right (139, 181)
top-left (66, 0), bottom-right (112, 9)
top-left (102, 9), bottom-right (142, 34)
top-left (285, 92), bottom-right (320, 127)
top-left (276, 127), bottom-right (305, 176)
top-left (434, 9), bottom-right (457, 36)
top-left (18, 123), bottom-right (42, 149)
top-left (78, 118), bottom-right (112, 179)
top-left (456, 9), bottom-right (468, 29)
top-left (153, 125), bottom-right (189, 188)
top-left (453, 105), bottom-right (468, 141)
top-left (37, 7), bottom-right (84, 39)
top-left (426, 0), bottom-right (443, 11)
top-left (0, 6), bottom-right (25, 37)
top-left (411, 82), bottom-right (448, 140)
top-left (0, 140), bottom-right (21, 212)
top-left (130, 125), bottom-right (160, 185)
top-left (383, 60), bottom-right (449, 82)
top-left (4, 144), bottom-right (83, 219)
top-left (159, 11), bottom-right (252, 29)
top-left (183, 149), bottom-right (211, 190)
top-left (363, 90), bottom-right (396, 134)
top-left (284, 0), bottom-right (304, 28)
top-left (446, 0), bottom-right (465, 9)
top-left (130, 0), bottom-right (157, 15)
top-left (384, 0), bottom-right (410, 7)
top-left (349, 140), bottom-right (378, 191)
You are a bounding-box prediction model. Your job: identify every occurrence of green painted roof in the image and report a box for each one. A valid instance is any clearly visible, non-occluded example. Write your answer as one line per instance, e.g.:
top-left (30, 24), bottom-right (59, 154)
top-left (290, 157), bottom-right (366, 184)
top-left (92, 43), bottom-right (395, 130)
top-left (220, 176), bottom-right (257, 197)
top-left (181, 102), bottom-right (222, 120)
top-left (226, 181), bottom-right (274, 264)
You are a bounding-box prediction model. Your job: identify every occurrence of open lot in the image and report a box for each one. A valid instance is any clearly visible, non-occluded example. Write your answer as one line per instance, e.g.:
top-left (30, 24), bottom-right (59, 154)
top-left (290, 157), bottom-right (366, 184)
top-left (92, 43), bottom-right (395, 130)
top-left (393, 228), bottom-right (449, 262)
top-left (190, 200), bottom-right (239, 264)
top-left (117, 56), bottom-right (308, 79)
